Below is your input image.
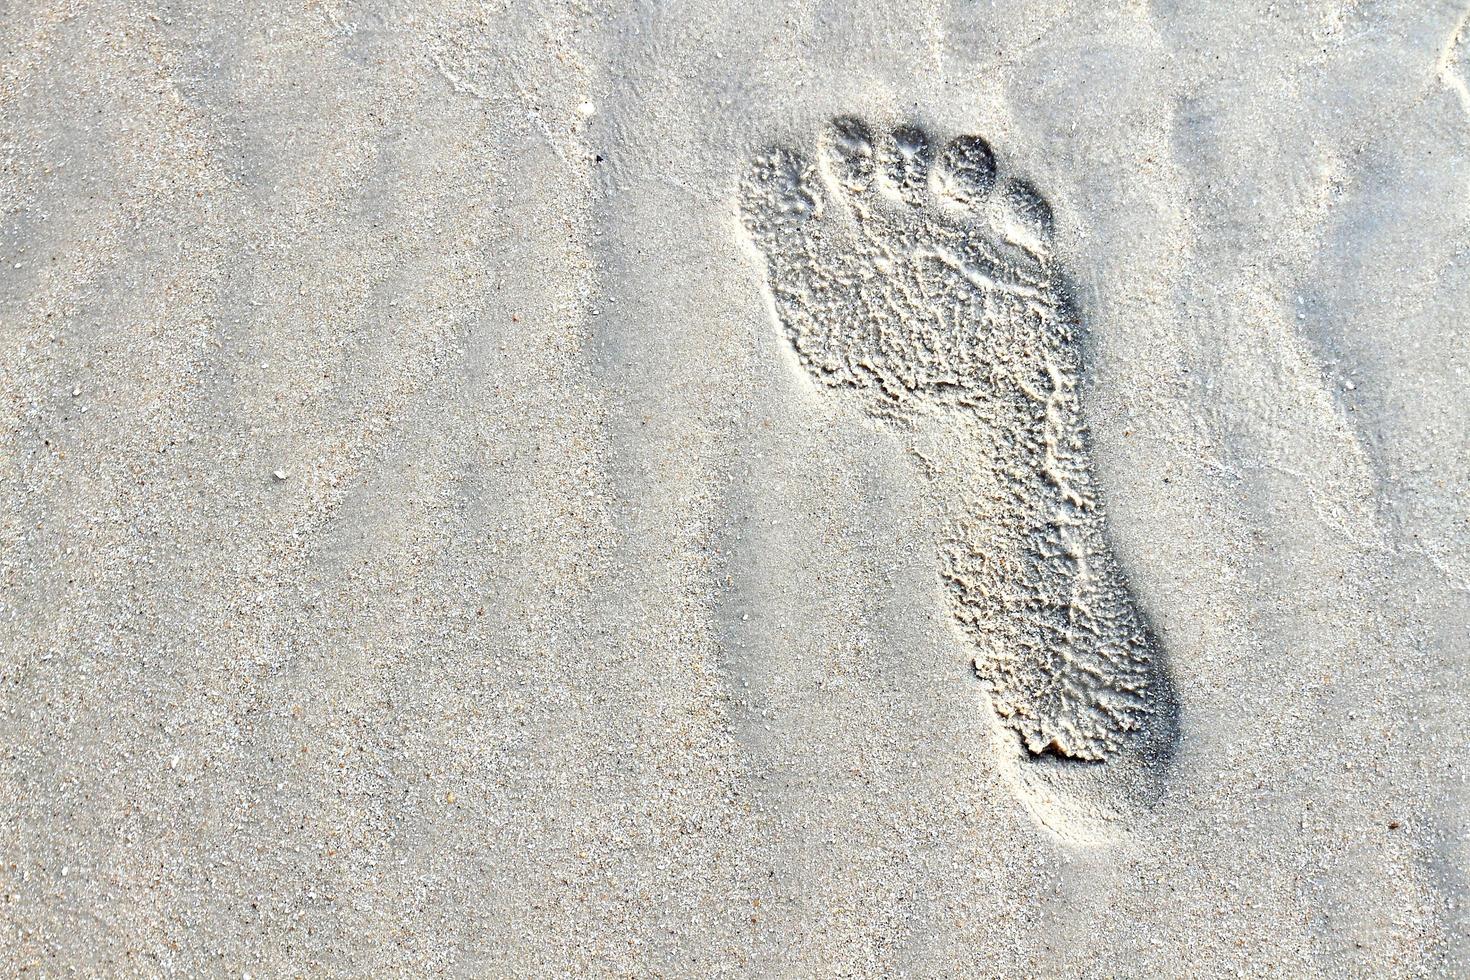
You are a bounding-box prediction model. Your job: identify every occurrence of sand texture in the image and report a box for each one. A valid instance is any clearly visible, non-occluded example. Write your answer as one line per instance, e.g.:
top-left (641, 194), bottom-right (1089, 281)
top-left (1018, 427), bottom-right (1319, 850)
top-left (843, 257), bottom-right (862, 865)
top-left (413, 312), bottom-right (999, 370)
top-left (2, 0), bottom-right (1468, 976)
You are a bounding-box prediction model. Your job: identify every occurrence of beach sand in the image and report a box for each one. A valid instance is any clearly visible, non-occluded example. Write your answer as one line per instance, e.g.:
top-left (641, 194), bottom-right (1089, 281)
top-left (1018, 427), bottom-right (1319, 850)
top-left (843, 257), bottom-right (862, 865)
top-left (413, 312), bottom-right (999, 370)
top-left (2, 1), bottom-right (1467, 975)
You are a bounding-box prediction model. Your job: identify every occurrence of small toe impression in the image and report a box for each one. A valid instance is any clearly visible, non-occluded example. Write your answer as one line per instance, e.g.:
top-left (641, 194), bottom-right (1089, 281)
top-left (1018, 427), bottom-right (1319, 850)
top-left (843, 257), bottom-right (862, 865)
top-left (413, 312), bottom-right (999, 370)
top-left (998, 178), bottom-right (1054, 249)
top-left (822, 116), bottom-right (876, 193)
top-left (937, 134), bottom-right (997, 204)
top-left (744, 148), bottom-right (821, 226)
top-left (878, 125), bottom-right (934, 204)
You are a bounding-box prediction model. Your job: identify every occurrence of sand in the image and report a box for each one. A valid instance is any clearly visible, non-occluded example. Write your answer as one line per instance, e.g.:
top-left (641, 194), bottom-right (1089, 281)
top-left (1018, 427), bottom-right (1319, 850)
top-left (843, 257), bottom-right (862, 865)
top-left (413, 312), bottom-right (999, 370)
top-left (1, 0), bottom-right (1467, 975)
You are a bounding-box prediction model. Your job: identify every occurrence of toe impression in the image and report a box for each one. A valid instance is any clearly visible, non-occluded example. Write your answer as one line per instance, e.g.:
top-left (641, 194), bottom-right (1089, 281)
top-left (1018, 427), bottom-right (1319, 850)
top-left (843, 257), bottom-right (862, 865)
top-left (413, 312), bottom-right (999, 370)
top-left (821, 116), bottom-right (877, 193)
top-left (936, 134), bottom-right (997, 205)
top-left (741, 148), bottom-right (822, 235)
top-left (879, 125), bottom-right (935, 205)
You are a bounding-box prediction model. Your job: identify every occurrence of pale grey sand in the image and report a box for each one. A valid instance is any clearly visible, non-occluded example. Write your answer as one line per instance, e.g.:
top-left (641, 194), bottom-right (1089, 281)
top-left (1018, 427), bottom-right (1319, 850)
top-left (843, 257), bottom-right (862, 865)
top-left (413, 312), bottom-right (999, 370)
top-left (2, 1), bottom-right (1467, 976)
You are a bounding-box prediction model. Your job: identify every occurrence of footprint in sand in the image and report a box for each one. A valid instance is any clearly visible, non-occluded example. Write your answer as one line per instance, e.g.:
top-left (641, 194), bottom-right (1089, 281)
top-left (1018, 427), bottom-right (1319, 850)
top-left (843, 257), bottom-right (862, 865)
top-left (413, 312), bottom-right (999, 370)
top-left (738, 116), bottom-right (1179, 832)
